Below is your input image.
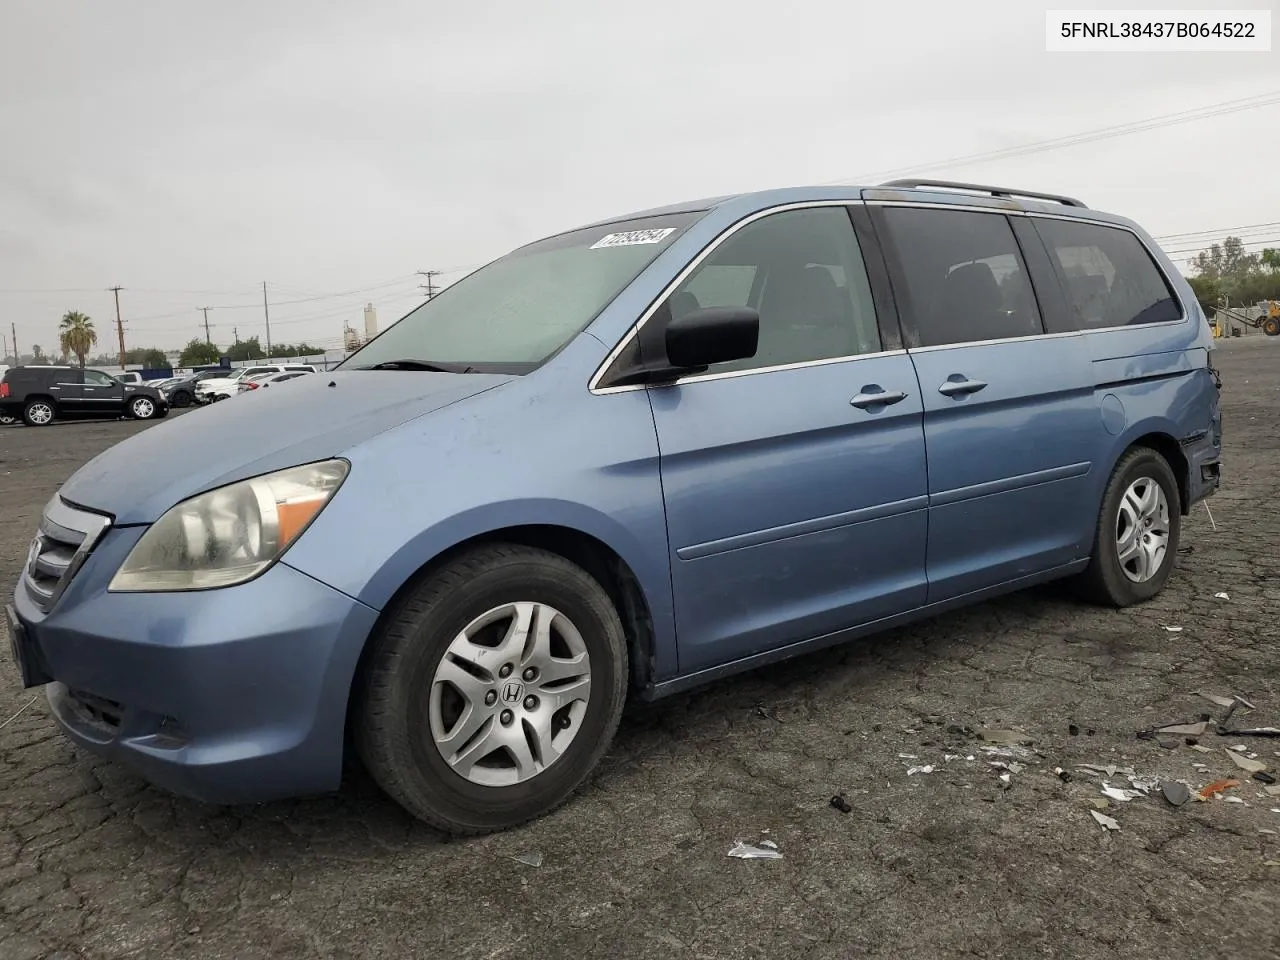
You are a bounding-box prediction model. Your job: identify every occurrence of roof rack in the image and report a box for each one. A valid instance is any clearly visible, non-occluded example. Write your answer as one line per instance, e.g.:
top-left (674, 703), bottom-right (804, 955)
top-left (878, 178), bottom-right (1087, 209)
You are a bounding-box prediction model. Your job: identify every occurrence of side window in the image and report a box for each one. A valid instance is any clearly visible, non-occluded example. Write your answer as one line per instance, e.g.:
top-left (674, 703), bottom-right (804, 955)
top-left (877, 208), bottom-right (1045, 348)
top-left (1034, 219), bottom-right (1182, 330)
top-left (83, 370), bottom-right (116, 387)
top-left (662, 207), bottom-right (882, 374)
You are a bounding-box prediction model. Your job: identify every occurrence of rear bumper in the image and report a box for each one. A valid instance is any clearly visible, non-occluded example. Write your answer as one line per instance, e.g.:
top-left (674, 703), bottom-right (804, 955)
top-left (1183, 407), bottom-right (1222, 508)
top-left (10, 536), bottom-right (379, 805)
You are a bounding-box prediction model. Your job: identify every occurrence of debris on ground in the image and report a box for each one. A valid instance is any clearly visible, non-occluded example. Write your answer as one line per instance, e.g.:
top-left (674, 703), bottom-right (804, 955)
top-left (1158, 737), bottom-right (1181, 750)
top-left (1199, 778), bottom-right (1242, 800)
top-left (1229, 727), bottom-right (1280, 738)
top-left (1077, 764), bottom-right (1136, 779)
top-left (1090, 810), bottom-right (1121, 831)
top-left (1087, 798), bottom-right (1111, 810)
top-left (907, 765), bottom-right (935, 776)
top-left (976, 728), bottom-right (1034, 746)
top-left (1157, 721), bottom-right (1210, 736)
top-left (829, 794), bottom-right (852, 814)
top-left (1055, 768), bottom-right (1071, 782)
top-left (1161, 781), bottom-right (1192, 806)
top-left (1264, 785), bottom-right (1280, 797)
top-left (982, 745), bottom-right (1034, 761)
top-left (1214, 592), bottom-right (1230, 600)
top-left (1102, 784), bottom-right (1142, 803)
top-left (1226, 749), bottom-right (1269, 774)
top-left (1198, 692), bottom-right (1235, 708)
top-left (1254, 772), bottom-right (1277, 785)
top-left (1223, 797), bottom-right (1247, 805)
top-left (728, 840), bottom-right (782, 860)
top-left (512, 852), bottom-right (545, 868)
top-left (1163, 625), bottom-right (1183, 633)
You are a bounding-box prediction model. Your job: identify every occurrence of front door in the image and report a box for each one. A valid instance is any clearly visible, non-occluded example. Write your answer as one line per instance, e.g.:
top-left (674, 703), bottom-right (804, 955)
top-left (646, 205), bottom-right (930, 674)
top-left (81, 369), bottom-right (126, 415)
top-left (871, 204), bottom-right (1098, 602)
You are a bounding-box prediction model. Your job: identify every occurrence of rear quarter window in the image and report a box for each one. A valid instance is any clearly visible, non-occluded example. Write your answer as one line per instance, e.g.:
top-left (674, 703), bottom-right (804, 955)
top-left (1033, 219), bottom-right (1182, 331)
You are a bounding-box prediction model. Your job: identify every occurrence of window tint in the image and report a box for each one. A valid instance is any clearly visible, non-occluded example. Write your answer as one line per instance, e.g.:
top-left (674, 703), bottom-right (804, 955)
top-left (83, 370), bottom-right (116, 386)
top-left (878, 208), bottom-right (1044, 347)
top-left (1035, 219), bottom-right (1181, 330)
top-left (663, 207), bottom-right (881, 374)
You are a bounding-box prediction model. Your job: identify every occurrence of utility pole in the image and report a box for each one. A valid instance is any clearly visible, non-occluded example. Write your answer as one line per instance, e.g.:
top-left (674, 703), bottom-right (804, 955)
top-left (418, 270), bottom-right (440, 299)
top-left (199, 307), bottom-right (213, 345)
top-left (233, 326), bottom-right (240, 346)
top-left (11, 322), bottom-right (19, 364)
top-left (2, 332), bottom-right (9, 364)
top-left (262, 281), bottom-right (273, 359)
top-left (109, 285), bottom-right (125, 368)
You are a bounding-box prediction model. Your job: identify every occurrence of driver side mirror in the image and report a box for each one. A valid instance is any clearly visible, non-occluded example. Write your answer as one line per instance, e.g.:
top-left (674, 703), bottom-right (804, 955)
top-left (664, 306), bottom-right (760, 370)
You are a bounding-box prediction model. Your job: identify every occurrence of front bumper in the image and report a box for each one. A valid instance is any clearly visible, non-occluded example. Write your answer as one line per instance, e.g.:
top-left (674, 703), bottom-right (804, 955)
top-left (11, 524), bottom-right (379, 805)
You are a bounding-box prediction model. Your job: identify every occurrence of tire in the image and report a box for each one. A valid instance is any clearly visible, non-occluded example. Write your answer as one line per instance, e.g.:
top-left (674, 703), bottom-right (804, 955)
top-left (170, 390), bottom-right (192, 407)
top-left (23, 399), bottom-right (55, 427)
top-left (1263, 317), bottom-right (1279, 337)
top-left (129, 396), bottom-right (158, 419)
top-left (0, 412), bottom-right (16, 426)
top-left (355, 544), bottom-right (629, 835)
top-left (1076, 447), bottom-right (1182, 607)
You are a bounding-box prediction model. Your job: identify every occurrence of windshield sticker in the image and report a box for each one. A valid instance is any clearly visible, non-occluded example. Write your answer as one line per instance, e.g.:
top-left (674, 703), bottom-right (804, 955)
top-left (590, 228), bottom-right (677, 249)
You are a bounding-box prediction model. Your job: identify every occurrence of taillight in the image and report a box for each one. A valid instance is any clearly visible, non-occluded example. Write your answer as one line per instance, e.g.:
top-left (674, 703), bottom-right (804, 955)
top-left (246, 382), bottom-right (258, 389)
top-left (0, 383), bottom-right (8, 398)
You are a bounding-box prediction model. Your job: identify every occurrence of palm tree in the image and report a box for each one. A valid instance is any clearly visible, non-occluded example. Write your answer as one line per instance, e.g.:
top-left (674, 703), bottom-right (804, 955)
top-left (59, 311), bottom-right (97, 368)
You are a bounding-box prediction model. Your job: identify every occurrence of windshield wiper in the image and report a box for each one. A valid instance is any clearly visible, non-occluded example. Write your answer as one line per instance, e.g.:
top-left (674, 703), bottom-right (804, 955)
top-left (359, 359), bottom-right (476, 373)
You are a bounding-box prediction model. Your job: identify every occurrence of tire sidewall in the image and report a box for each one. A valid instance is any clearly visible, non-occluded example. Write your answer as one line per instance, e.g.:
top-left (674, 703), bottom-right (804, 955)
top-left (369, 552), bottom-right (627, 830)
top-left (1097, 451), bottom-right (1182, 604)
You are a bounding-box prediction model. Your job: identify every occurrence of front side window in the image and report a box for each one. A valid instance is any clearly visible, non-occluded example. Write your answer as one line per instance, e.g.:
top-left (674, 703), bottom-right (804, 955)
top-left (1034, 219), bottom-right (1182, 331)
top-left (342, 212), bottom-right (703, 373)
top-left (661, 206), bottom-right (882, 375)
top-left (83, 370), bottom-right (116, 387)
top-left (877, 208), bottom-right (1045, 347)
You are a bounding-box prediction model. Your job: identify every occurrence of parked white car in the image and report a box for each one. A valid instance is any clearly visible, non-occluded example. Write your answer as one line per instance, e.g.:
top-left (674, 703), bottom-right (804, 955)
top-left (195, 364), bottom-right (317, 403)
top-left (235, 370), bottom-right (314, 395)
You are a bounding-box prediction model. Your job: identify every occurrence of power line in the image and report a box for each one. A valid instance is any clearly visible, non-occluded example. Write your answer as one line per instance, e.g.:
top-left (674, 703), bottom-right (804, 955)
top-left (418, 270), bottom-right (441, 299)
top-left (824, 91), bottom-right (1280, 186)
top-left (1152, 220), bottom-right (1280, 242)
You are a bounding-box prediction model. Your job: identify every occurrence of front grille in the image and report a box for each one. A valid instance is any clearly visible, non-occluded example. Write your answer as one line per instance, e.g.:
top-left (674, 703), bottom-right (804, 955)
top-left (22, 496), bottom-right (111, 613)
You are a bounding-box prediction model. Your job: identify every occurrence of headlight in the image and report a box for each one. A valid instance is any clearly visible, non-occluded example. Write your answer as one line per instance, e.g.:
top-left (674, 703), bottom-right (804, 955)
top-left (108, 459), bottom-right (349, 592)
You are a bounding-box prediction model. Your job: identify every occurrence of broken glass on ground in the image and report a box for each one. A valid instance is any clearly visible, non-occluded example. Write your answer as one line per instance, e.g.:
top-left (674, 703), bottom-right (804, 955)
top-left (728, 840), bottom-right (782, 860)
top-left (1161, 781), bottom-right (1192, 806)
top-left (1090, 810), bottom-right (1121, 831)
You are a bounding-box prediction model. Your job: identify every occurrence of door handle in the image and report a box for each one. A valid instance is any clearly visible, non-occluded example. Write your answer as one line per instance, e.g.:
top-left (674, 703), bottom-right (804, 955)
top-left (850, 389), bottom-right (908, 409)
top-left (938, 377), bottom-right (987, 397)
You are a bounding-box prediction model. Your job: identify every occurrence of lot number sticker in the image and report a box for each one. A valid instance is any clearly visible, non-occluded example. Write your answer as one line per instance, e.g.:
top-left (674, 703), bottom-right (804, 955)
top-left (590, 228), bottom-right (677, 249)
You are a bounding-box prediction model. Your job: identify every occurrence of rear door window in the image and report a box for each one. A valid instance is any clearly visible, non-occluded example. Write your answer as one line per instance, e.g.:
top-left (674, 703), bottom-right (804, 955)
top-left (874, 208), bottom-right (1045, 348)
top-left (1032, 219), bottom-right (1182, 331)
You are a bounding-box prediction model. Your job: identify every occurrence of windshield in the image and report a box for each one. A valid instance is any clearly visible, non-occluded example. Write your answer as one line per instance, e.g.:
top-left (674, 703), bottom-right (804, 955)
top-left (340, 211), bottom-right (703, 373)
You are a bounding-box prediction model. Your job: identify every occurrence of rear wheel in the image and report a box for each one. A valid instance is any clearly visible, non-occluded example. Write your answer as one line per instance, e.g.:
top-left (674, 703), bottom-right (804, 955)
top-left (129, 396), bottom-right (158, 419)
top-left (356, 544), bottom-right (628, 835)
top-left (0, 412), bottom-right (16, 426)
top-left (1076, 447), bottom-right (1181, 606)
top-left (1263, 317), bottom-right (1279, 336)
top-left (23, 399), bottom-right (55, 427)
top-left (170, 389), bottom-right (192, 407)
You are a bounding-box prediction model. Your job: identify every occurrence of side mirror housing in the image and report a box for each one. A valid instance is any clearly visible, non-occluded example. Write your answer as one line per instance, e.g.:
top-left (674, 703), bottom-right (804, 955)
top-left (664, 306), bottom-right (760, 370)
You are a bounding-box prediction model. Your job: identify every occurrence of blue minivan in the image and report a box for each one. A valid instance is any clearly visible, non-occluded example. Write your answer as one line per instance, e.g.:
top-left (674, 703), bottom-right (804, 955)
top-left (8, 179), bottom-right (1221, 834)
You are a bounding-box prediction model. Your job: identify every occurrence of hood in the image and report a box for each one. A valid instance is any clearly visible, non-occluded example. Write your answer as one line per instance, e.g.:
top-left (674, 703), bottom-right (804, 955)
top-left (59, 370), bottom-right (514, 524)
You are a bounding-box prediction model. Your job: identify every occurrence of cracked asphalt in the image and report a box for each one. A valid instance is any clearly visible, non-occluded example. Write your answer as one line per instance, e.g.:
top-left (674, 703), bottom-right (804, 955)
top-left (2, 335), bottom-right (1278, 960)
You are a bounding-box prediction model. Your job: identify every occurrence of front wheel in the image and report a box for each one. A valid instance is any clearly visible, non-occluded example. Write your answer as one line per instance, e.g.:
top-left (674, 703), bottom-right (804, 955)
top-left (170, 389), bottom-right (192, 407)
top-left (129, 396), bottom-right (158, 419)
top-left (1263, 317), bottom-right (1279, 336)
top-left (355, 544), bottom-right (628, 835)
top-left (1076, 447), bottom-right (1181, 606)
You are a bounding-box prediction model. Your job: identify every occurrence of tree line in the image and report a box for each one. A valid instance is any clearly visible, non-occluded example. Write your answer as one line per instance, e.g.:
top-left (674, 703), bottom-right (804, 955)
top-left (1184, 240), bottom-right (1280, 315)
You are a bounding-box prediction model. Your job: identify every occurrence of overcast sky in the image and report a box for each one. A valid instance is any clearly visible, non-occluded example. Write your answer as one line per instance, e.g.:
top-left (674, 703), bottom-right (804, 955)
top-left (1, 0), bottom-right (1276, 361)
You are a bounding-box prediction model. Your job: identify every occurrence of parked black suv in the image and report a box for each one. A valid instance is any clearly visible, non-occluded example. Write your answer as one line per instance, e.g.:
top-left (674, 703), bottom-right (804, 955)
top-left (0, 366), bottom-right (169, 427)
